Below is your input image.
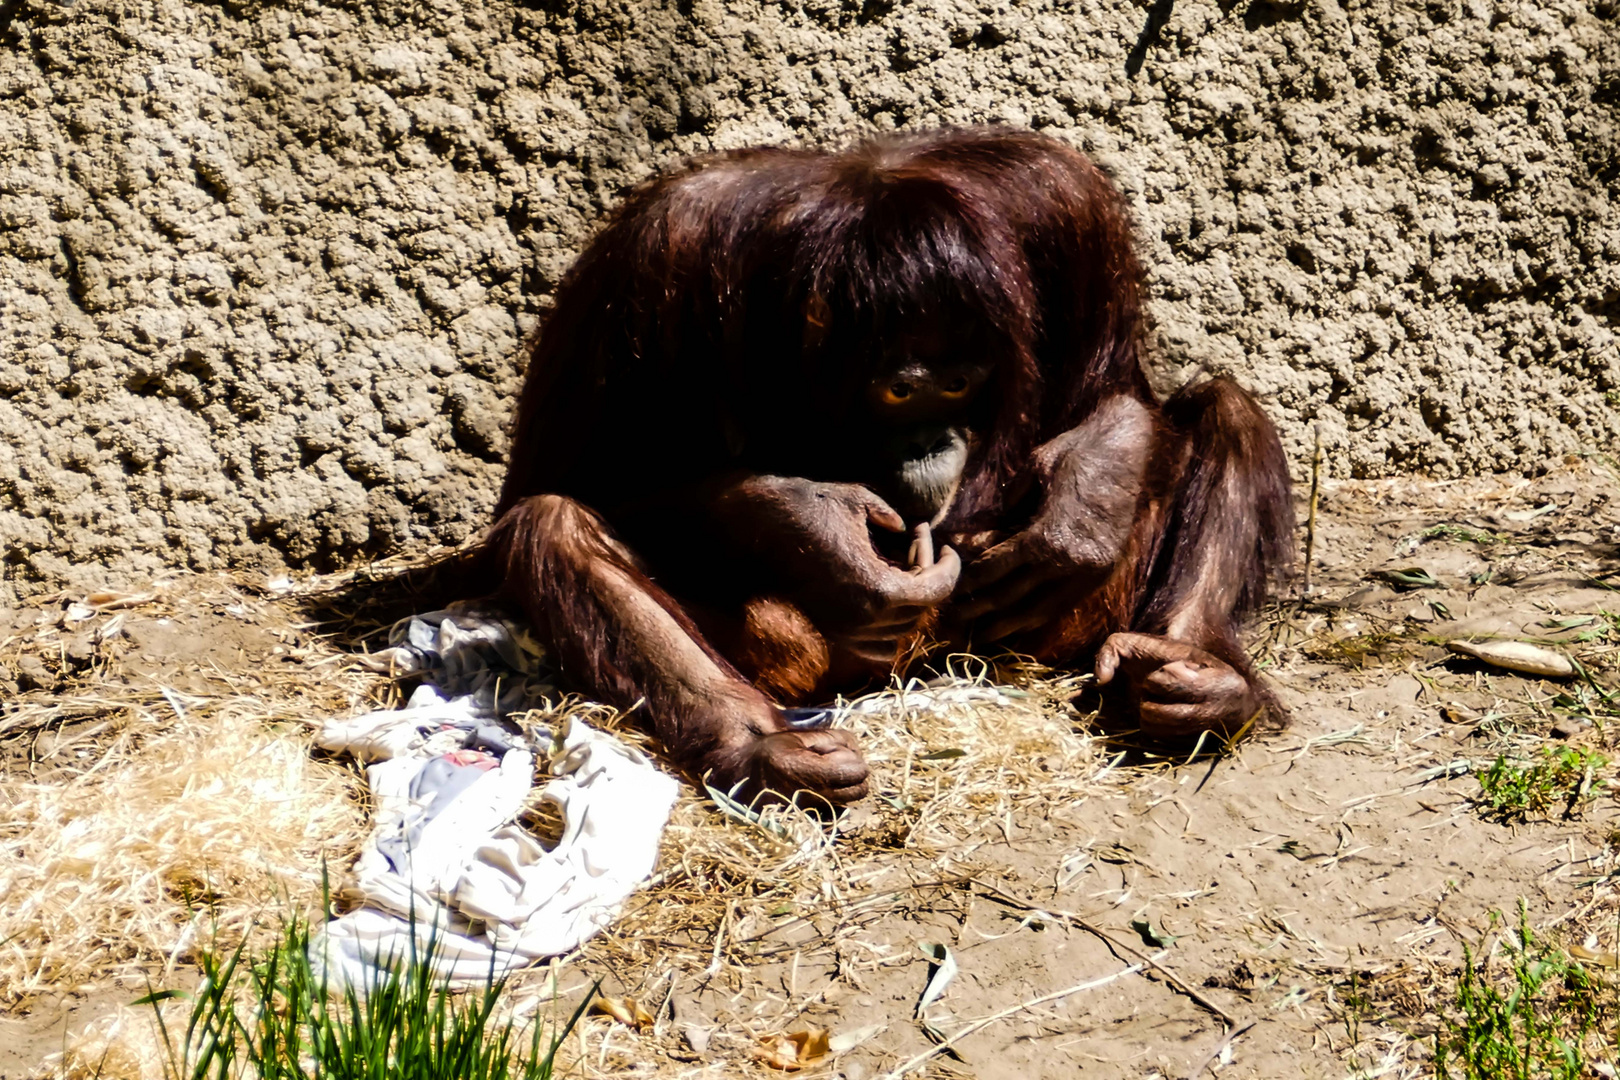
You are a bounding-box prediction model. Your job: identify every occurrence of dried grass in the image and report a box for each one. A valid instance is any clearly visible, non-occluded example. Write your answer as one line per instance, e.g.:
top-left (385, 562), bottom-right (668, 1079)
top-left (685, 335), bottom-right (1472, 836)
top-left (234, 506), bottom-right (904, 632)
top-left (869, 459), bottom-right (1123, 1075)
top-left (0, 578), bottom-right (378, 1009)
top-left (0, 696), bottom-right (365, 1000)
top-left (49, 1005), bottom-right (173, 1080)
top-left (1, 567), bottom-right (1128, 1078)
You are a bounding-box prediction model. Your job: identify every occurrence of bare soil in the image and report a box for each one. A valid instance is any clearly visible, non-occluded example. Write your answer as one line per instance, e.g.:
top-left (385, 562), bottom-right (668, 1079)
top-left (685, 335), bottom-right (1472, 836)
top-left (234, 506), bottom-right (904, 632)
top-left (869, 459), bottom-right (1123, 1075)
top-left (1, 461), bottom-right (1617, 1079)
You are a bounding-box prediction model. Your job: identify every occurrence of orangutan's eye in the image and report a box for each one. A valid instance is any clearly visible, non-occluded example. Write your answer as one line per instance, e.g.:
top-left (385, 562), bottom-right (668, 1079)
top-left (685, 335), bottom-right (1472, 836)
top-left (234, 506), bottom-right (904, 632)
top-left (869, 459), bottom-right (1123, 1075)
top-left (883, 382), bottom-right (914, 405)
top-left (942, 376), bottom-right (969, 396)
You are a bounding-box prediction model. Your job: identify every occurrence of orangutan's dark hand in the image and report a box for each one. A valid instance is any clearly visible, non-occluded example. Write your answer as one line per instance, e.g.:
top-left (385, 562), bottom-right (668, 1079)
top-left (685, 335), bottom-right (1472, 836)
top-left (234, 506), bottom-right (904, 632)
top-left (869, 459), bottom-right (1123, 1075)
top-left (711, 476), bottom-right (959, 661)
top-left (709, 728), bottom-right (870, 806)
top-left (1094, 632), bottom-right (1264, 740)
top-left (955, 396), bottom-right (1152, 641)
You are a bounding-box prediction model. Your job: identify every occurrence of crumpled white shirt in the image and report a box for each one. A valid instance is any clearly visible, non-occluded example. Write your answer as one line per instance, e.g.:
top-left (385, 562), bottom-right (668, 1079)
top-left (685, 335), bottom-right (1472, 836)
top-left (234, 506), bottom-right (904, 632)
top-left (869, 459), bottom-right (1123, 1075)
top-left (310, 608), bottom-right (679, 989)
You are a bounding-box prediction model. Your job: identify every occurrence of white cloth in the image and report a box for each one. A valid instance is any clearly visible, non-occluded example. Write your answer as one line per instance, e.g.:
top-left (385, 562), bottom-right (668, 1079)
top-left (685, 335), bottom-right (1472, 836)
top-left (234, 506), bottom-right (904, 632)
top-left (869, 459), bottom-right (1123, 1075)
top-left (311, 607), bottom-right (678, 990)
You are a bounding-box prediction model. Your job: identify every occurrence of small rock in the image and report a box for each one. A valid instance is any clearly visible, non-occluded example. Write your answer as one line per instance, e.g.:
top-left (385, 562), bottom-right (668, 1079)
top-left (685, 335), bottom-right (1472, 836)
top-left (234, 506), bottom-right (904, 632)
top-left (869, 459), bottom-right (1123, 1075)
top-left (1549, 718), bottom-right (1589, 740)
top-left (65, 633), bottom-right (96, 665)
top-left (682, 1025), bottom-right (711, 1055)
top-left (15, 654), bottom-right (56, 692)
top-left (1406, 604), bottom-right (1435, 623)
top-left (1339, 585), bottom-right (1399, 608)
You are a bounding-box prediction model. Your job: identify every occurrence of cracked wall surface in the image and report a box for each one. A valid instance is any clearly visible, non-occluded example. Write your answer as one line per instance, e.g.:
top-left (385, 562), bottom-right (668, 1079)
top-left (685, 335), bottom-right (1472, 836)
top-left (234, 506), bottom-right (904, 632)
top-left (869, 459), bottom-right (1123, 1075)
top-left (1, 0), bottom-right (1616, 599)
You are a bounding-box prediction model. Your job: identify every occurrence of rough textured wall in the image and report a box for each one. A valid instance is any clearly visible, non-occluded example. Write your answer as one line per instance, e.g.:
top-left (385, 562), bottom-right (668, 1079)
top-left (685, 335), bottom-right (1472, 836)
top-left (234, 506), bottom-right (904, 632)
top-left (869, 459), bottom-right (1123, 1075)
top-left (1, 0), bottom-right (1616, 599)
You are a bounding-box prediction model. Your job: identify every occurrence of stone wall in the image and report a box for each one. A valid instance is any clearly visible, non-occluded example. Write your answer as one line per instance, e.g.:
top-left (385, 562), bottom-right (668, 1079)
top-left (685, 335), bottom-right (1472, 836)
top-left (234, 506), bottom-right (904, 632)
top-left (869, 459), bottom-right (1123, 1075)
top-left (1, 0), bottom-right (1615, 598)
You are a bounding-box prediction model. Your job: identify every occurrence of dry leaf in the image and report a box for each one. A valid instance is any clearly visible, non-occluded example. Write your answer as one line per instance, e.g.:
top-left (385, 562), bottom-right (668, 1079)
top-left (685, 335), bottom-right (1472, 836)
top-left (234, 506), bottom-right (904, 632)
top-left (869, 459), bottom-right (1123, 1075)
top-left (1440, 702), bottom-right (1481, 724)
top-left (1502, 502), bottom-right (1558, 522)
top-left (590, 995), bottom-right (654, 1029)
top-left (828, 1023), bottom-right (885, 1053)
top-left (83, 590), bottom-right (156, 609)
top-left (756, 1028), bottom-right (831, 1070)
top-left (1445, 640), bottom-right (1574, 678)
top-left (1570, 945), bottom-right (1619, 968)
top-left (65, 591), bottom-right (159, 625)
top-left (916, 942), bottom-right (957, 1016)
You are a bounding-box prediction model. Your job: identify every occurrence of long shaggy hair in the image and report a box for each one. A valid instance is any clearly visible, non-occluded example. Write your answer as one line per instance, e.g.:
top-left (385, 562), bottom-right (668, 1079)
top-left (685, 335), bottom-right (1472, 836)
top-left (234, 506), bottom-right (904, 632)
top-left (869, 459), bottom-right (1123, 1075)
top-left (498, 128), bottom-right (1151, 530)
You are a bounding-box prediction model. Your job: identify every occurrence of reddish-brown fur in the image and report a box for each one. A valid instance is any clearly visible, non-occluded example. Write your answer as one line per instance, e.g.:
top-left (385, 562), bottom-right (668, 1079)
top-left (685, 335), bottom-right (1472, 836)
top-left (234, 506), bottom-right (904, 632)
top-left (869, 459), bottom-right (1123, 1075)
top-left (484, 127), bottom-right (1293, 803)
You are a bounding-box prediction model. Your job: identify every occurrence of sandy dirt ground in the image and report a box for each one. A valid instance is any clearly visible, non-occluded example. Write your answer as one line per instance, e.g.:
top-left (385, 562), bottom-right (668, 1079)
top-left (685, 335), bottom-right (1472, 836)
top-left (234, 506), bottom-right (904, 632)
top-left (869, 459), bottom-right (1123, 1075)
top-left (1, 460), bottom-right (1617, 1079)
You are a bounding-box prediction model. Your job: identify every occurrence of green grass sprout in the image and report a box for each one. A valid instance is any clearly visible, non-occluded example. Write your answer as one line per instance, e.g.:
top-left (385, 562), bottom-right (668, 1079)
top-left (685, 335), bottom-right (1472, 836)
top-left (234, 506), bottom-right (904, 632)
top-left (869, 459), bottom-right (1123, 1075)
top-left (1473, 747), bottom-right (1610, 823)
top-left (1434, 904), bottom-right (1606, 1080)
top-left (138, 909), bottom-right (591, 1080)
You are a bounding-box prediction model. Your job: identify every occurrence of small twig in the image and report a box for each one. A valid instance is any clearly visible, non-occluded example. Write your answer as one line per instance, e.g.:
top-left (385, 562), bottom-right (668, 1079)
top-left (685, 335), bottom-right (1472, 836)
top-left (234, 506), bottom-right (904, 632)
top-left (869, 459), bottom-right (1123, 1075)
top-left (876, 953), bottom-right (1161, 1080)
top-left (971, 878), bottom-right (1240, 1029)
top-left (1183, 1019), bottom-right (1256, 1080)
top-left (703, 901), bottom-right (732, 980)
top-left (909, 522), bottom-right (935, 570)
top-left (1303, 424), bottom-right (1322, 597)
top-left (735, 877), bottom-right (966, 945)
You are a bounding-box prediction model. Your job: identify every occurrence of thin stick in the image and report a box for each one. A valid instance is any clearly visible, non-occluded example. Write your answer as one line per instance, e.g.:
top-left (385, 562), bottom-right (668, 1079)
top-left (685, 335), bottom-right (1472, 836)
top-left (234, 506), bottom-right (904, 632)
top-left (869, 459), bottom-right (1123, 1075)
top-left (703, 901), bottom-right (732, 979)
top-left (1182, 1019), bottom-right (1256, 1079)
top-left (876, 954), bottom-right (1159, 1080)
top-left (971, 878), bottom-right (1240, 1028)
top-left (1303, 424), bottom-right (1322, 596)
top-left (909, 522), bottom-right (935, 570)
top-left (735, 877), bottom-right (965, 945)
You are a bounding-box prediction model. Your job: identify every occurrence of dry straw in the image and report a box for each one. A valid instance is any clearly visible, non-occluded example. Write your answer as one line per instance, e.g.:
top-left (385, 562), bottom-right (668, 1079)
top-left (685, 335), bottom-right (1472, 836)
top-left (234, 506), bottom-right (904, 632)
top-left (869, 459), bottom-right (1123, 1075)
top-left (0, 578), bottom-right (379, 1003)
top-left (2, 566), bottom-right (1130, 1078)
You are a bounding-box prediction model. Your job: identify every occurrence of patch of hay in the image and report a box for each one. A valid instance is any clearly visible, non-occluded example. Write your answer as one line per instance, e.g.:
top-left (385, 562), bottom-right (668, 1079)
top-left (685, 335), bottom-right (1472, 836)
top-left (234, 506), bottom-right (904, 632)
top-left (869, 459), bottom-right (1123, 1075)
top-left (46, 1005), bottom-right (171, 1080)
top-left (846, 656), bottom-right (1105, 848)
top-left (4, 569), bottom-right (1133, 1078)
top-left (0, 579), bottom-right (377, 1010)
top-left (0, 692), bottom-right (365, 1001)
